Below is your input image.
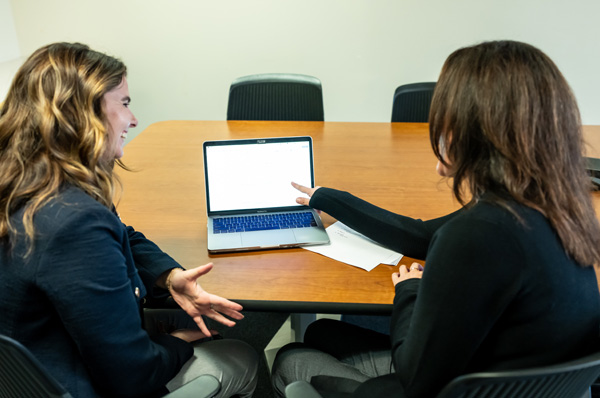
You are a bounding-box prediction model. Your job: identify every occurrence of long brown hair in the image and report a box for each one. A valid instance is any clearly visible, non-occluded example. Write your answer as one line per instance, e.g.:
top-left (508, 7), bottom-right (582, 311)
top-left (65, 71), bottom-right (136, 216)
top-left (0, 42), bottom-right (126, 249)
top-left (429, 40), bottom-right (600, 266)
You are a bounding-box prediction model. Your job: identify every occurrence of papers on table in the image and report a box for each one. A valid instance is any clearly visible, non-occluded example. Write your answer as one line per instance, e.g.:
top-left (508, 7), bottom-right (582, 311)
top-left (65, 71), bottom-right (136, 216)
top-left (303, 222), bottom-right (403, 271)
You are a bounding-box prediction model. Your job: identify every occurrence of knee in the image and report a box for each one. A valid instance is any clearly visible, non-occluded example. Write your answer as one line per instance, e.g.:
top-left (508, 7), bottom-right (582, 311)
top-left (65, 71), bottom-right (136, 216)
top-left (272, 342), bottom-right (306, 373)
top-left (272, 343), bottom-right (304, 397)
top-left (193, 339), bottom-right (259, 381)
top-left (207, 339), bottom-right (259, 398)
top-left (271, 343), bottom-right (313, 394)
top-left (222, 339), bottom-right (259, 374)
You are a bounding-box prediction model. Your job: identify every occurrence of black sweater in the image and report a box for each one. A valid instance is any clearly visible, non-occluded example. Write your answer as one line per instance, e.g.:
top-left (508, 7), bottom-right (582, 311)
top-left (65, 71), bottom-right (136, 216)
top-left (311, 188), bottom-right (600, 398)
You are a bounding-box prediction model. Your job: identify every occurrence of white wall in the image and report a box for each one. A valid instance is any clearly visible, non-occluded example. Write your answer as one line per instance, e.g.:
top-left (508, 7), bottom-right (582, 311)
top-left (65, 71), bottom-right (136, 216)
top-left (6, 0), bottom-right (600, 143)
top-left (0, 0), bottom-right (18, 62)
top-left (0, 0), bottom-right (22, 97)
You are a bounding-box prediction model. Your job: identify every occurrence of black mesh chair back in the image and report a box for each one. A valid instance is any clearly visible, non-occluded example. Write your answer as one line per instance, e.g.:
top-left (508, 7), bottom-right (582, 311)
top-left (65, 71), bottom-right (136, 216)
top-left (0, 334), bottom-right (73, 398)
top-left (0, 334), bottom-right (221, 398)
top-left (391, 82), bottom-right (436, 122)
top-left (436, 351), bottom-right (600, 398)
top-left (285, 351), bottom-right (600, 398)
top-left (227, 73), bottom-right (324, 121)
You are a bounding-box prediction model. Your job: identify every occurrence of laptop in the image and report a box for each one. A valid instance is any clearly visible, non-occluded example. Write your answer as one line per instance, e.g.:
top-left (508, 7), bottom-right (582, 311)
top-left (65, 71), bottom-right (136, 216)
top-left (203, 136), bottom-right (330, 253)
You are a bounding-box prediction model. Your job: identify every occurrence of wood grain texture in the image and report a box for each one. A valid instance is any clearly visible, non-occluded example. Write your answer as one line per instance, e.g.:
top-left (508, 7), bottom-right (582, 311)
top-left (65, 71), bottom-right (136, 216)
top-left (115, 121), bottom-right (600, 310)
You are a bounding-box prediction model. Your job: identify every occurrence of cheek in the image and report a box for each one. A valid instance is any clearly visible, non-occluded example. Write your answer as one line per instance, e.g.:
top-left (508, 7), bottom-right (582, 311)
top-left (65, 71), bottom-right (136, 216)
top-left (107, 113), bottom-right (126, 142)
top-left (104, 111), bottom-right (117, 133)
top-left (436, 160), bottom-right (449, 177)
top-left (104, 112), bottom-right (124, 153)
top-left (106, 106), bottom-right (127, 129)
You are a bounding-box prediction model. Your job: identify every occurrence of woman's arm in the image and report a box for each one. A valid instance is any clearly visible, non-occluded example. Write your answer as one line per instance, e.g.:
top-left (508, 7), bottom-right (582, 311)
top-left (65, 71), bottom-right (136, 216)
top-left (309, 187), bottom-right (462, 259)
top-left (126, 225), bottom-right (244, 335)
top-left (125, 224), bottom-right (182, 297)
top-left (40, 207), bottom-right (193, 396)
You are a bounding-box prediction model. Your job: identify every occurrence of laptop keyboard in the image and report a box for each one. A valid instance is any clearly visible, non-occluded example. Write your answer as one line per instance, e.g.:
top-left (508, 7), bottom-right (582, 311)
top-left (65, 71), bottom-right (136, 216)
top-left (213, 212), bottom-right (317, 234)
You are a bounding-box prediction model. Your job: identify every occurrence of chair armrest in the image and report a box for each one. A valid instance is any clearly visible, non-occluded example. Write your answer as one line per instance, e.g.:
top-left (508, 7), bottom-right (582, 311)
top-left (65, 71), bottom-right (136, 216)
top-left (285, 381), bottom-right (324, 398)
top-left (164, 374), bottom-right (220, 398)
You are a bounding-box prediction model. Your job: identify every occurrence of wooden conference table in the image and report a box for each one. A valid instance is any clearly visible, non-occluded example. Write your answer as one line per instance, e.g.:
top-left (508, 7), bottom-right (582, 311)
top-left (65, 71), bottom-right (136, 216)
top-left (116, 121), bottom-right (600, 315)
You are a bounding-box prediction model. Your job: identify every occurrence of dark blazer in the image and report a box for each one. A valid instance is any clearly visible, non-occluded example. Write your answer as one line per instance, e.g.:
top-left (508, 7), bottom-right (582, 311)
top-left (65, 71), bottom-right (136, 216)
top-left (0, 186), bottom-right (193, 397)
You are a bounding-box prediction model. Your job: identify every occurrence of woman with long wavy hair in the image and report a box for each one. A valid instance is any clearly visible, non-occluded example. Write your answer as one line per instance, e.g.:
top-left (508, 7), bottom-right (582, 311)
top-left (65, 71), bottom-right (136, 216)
top-left (0, 42), bottom-right (258, 398)
top-left (272, 40), bottom-right (600, 398)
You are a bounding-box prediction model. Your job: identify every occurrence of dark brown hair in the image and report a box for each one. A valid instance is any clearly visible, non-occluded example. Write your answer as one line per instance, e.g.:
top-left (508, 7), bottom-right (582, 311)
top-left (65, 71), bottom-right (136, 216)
top-left (429, 40), bottom-right (600, 266)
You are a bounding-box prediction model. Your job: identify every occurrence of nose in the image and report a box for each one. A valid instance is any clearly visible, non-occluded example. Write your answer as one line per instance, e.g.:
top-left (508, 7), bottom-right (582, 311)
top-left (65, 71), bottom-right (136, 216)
top-left (130, 114), bottom-right (138, 128)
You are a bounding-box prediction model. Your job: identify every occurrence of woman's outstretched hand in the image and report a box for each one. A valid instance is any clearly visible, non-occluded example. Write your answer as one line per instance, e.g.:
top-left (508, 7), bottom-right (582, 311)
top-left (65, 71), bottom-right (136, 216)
top-left (167, 263), bottom-right (244, 337)
top-left (291, 182), bottom-right (321, 206)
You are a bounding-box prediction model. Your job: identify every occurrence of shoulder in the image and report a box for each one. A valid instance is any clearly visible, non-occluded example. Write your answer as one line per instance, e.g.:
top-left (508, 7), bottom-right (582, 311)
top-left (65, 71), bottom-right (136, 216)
top-left (9, 186), bottom-right (126, 281)
top-left (428, 199), bottom-right (533, 269)
top-left (40, 186), bottom-right (118, 227)
top-left (32, 186), bottom-right (123, 251)
top-left (437, 198), bottom-right (540, 240)
top-left (48, 186), bottom-right (110, 212)
top-left (436, 200), bottom-right (518, 240)
top-left (427, 197), bottom-right (565, 278)
top-left (32, 187), bottom-right (127, 276)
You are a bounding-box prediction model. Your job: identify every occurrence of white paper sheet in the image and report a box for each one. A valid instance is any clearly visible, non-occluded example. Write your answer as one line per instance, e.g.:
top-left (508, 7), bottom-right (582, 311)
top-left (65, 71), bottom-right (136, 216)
top-left (303, 222), bottom-right (403, 271)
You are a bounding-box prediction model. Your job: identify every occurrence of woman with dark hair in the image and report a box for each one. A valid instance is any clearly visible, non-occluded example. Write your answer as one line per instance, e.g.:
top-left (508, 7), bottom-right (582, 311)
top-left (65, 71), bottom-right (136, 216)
top-left (0, 42), bottom-right (258, 397)
top-left (271, 40), bottom-right (600, 398)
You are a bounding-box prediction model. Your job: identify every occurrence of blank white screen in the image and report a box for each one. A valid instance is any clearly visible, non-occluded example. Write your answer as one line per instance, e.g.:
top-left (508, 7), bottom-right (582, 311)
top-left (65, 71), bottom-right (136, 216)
top-left (205, 139), bottom-right (313, 212)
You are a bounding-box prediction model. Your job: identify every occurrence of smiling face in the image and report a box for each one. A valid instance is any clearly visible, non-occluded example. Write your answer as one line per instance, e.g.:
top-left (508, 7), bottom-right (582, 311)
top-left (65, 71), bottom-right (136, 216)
top-left (101, 77), bottom-right (137, 160)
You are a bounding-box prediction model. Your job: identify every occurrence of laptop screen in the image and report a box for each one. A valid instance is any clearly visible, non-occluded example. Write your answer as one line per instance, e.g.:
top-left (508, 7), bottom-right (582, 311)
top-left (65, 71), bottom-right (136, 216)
top-left (203, 137), bottom-right (314, 213)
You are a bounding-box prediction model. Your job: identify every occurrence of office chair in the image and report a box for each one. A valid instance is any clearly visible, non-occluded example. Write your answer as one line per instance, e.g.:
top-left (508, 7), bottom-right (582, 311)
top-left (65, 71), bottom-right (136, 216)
top-left (391, 82), bottom-right (436, 123)
top-left (285, 350), bottom-right (600, 398)
top-left (586, 157), bottom-right (600, 189)
top-left (0, 334), bottom-right (220, 398)
top-left (227, 73), bottom-right (324, 121)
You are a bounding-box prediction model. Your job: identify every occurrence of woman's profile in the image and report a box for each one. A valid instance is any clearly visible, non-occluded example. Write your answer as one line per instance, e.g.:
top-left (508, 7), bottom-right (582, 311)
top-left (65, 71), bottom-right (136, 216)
top-left (0, 42), bottom-right (258, 398)
top-left (272, 40), bottom-right (600, 398)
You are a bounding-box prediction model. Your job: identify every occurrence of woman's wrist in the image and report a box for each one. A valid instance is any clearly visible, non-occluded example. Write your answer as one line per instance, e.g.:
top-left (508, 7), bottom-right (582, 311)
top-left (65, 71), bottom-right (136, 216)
top-left (165, 268), bottom-right (183, 292)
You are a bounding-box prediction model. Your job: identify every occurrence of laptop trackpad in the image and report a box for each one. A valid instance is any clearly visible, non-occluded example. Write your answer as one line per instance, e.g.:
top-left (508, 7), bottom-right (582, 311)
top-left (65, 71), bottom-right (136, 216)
top-left (209, 233), bottom-right (243, 250)
top-left (241, 230), bottom-right (296, 247)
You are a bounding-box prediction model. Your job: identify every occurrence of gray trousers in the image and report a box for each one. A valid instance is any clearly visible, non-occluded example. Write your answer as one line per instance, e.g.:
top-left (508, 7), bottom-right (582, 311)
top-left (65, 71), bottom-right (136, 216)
top-left (145, 309), bottom-right (258, 398)
top-left (167, 339), bottom-right (258, 398)
top-left (271, 319), bottom-right (393, 398)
